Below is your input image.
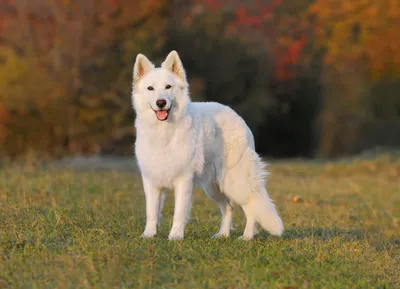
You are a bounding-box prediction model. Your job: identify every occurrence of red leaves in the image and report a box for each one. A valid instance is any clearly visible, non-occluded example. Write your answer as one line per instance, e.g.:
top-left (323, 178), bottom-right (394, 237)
top-left (234, 1), bottom-right (276, 28)
top-left (288, 35), bottom-right (306, 65)
top-left (261, 6), bottom-right (272, 18)
top-left (276, 34), bottom-right (307, 80)
top-left (236, 7), bottom-right (247, 19)
top-left (202, 0), bottom-right (308, 80)
top-left (235, 6), bottom-right (262, 27)
top-left (205, 0), bottom-right (222, 11)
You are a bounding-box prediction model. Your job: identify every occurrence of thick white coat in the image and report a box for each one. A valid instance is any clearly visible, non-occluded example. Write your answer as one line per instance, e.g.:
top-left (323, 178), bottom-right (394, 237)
top-left (132, 51), bottom-right (284, 240)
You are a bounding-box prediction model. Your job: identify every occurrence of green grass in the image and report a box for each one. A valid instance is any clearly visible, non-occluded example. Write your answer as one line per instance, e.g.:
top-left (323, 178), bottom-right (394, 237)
top-left (0, 156), bottom-right (399, 289)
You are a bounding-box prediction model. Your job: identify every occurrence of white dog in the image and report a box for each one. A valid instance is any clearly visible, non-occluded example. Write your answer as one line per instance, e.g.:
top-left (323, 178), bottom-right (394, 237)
top-left (132, 50), bottom-right (284, 240)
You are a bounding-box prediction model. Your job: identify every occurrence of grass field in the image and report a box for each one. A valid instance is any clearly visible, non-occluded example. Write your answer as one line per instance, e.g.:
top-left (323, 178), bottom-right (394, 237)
top-left (0, 156), bottom-right (399, 288)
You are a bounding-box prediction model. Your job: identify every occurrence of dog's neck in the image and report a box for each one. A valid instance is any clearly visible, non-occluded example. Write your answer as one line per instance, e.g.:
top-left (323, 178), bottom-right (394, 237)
top-left (135, 110), bottom-right (193, 148)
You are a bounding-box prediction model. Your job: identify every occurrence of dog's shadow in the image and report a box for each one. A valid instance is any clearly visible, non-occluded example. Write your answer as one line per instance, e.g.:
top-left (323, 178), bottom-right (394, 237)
top-left (278, 226), bottom-right (367, 241)
top-left (187, 217), bottom-right (366, 241)
top-left (252, 226), bottom-right (398, 251)
top-left (139, 220), bottom-right (398, 251)
top-left (188, 222), bottom-right (390, 244)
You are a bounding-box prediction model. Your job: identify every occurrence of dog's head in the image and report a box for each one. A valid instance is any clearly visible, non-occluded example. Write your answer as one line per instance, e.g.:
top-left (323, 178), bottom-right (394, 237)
top-left (132, 51), bottom-right (189, 123)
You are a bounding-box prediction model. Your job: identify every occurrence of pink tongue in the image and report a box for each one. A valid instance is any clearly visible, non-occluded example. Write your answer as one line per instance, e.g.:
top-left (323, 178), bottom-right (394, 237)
top-left (156, 110), bottom-right (168, 120)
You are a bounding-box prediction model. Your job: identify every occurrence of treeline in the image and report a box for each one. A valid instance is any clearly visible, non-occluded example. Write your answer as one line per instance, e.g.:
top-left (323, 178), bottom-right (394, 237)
top-left (0, 0), bottom-right (399, 160)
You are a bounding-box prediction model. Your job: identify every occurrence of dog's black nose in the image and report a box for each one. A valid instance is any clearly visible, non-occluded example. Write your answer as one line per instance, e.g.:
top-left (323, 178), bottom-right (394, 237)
top-left (156, 99), bottom-right (167, 108)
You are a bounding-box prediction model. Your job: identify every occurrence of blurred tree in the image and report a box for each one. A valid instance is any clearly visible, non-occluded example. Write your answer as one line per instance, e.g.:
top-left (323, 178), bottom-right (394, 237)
top-left (163, 7), bottom-right (272, 132)
top-left (0, 47), bottom-right (66, 157)
top-left (309, 0), bottom-right (400, 77)
top-left (309, 0), bottom-right (400, 157)
top-left (0, 0), bottom-right (167, 158)
top-left (197, 0), bottom-right (313, 80)
top-left (165, 0), bottom-right (322, 157)
top-left (0, 0), bottom-right (398, 159)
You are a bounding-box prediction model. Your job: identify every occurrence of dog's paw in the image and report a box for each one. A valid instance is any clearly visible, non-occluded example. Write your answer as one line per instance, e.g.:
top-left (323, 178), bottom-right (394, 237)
top-left (237, 235), bottom-right (253, 241)
top-left (211, 233), bottom-right (229, 239)
top-left (141, 230), bottom-right (156, 239)
top-left (168, 234), bottom-right (184, 241)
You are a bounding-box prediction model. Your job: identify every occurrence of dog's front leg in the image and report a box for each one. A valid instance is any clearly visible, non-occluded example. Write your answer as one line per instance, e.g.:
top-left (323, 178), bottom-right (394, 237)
top-left (141, 176), bottom-right (161, 238)
top-left (169, 174), bottom-right (193, 240)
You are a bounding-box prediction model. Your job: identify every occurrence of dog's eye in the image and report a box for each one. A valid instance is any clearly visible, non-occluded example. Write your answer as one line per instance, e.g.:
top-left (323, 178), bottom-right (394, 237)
top-left (147, 86), bottom-right (154, 91)
top-left (165, 85), bottom-right (172, 89)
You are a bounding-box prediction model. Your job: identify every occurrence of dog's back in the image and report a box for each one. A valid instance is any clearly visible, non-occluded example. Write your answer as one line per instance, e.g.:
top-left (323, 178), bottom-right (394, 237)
top-left (189, 101), bottom-right (255, 172)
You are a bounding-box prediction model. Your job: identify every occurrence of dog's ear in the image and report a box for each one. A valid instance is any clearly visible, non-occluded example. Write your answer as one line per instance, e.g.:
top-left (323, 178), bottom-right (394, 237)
top-left (162, 50), bottom-right (186, 81)
top-left (133, 54), bottom-right (154, 83)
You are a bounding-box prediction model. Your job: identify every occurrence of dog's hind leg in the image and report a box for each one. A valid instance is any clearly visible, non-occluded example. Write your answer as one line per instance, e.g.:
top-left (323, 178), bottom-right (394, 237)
top-left (239, 203), bottom-right (257, 240)
top-left (203, 183), bottom-right (233, 238)
top-left (214, 199), bottom-right (233, 238)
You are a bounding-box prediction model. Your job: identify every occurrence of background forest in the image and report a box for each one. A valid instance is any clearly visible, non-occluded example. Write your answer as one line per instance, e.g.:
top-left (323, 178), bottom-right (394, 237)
top-left (0, 0), bottom-right (399, 160)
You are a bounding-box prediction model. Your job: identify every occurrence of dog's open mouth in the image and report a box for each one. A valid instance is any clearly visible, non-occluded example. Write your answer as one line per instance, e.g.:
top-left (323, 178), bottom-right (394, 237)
top-left (154, 109), bottom-right (170, 121)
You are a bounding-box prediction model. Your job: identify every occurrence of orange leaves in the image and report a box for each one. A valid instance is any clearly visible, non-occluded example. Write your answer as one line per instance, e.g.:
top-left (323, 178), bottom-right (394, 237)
top-left (310, 0), bottom-right (400, 79)
top-left (108, 0), bottom-right (121, 6)
top-left (367, 26), bottom-right (400, 79)
top-left (0, 0), bottom-right (169, 157)
top-left (0, 105), bottom-right (8, 143)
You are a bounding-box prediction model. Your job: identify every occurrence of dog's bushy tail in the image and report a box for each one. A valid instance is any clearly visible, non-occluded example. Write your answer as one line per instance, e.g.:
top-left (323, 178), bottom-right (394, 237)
top-left (251, 187), bottom-right (284, 236)
top-left (223, 147), bottom-right (284, 236)
top-left (249, 151), bottom-right (283, 236)
top-left (247, 151), bottom-right (284, 236)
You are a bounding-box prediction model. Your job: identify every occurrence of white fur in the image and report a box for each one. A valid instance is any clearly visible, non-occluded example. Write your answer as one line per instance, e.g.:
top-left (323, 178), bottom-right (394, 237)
top-left (132, 51), bottom-right (284, 240)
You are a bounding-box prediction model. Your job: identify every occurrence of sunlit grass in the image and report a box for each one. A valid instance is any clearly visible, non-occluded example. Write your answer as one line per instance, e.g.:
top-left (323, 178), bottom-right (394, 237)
top-left (0, 156), bottom-right (399, 288)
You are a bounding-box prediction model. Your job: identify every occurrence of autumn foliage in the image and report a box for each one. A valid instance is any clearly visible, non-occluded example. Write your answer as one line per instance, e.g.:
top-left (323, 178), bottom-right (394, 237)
top-left (0, 0), bottom-right (167, 159)
top-left (0, 0), bottom-right (399, 159)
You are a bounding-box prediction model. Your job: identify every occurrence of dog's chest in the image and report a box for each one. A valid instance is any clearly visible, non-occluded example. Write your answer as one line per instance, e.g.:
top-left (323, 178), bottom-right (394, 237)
top-left (135, 124), bottom-right (200, 187)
